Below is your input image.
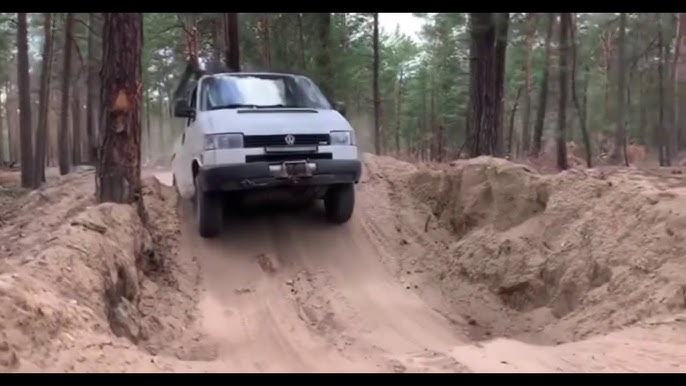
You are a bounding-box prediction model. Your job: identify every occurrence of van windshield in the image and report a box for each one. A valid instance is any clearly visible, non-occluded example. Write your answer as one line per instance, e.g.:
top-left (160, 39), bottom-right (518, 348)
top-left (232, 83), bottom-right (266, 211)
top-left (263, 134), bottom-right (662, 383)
top-left (198, 74), bottom-right (332, 111)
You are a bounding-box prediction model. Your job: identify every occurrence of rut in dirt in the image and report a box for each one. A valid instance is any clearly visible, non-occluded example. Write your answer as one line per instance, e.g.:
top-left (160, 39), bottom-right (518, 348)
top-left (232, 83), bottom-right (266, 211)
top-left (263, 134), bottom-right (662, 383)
top-left (176, 196), bottom-right (470, 373)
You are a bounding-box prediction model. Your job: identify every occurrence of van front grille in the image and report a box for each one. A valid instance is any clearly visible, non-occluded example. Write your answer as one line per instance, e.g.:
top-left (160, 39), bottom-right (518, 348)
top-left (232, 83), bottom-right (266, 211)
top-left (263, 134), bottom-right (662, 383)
top-left (243, 134), bottom-right (329, 148)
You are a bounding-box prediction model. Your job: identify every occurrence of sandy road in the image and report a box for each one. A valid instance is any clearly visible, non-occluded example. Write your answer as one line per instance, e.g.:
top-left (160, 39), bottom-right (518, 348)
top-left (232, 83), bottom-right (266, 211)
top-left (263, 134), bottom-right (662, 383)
top-left (176, 196), bottom-right (468, 372)
top-left (151, 168), bottom-right (686, 373)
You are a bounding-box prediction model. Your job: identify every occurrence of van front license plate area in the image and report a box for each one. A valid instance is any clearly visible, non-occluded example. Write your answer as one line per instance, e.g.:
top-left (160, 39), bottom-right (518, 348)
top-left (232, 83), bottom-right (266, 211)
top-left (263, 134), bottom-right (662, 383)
top-left (269, 161), bottom-right (316, 178)
top-left (285, 161), bottom-right (310, 177)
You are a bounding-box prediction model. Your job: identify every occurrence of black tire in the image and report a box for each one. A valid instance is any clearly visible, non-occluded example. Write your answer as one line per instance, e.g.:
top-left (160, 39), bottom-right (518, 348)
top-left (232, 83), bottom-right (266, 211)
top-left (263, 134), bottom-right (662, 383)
top-left (194, 177), bottom-right (223, 238)
top-left (324, 183), bottom-right (355, 224)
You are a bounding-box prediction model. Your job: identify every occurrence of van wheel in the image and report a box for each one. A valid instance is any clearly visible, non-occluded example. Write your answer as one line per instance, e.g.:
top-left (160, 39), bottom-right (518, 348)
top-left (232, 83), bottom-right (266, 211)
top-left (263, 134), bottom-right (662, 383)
top-left (195, 177), bottom-right (223, 238)
top-left (324, 183), bottom-right (355, 224)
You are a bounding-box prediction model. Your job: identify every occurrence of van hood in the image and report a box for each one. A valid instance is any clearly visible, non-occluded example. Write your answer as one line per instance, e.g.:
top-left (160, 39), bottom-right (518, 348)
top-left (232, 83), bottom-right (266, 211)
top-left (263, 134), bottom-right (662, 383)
top-left (197, 108), bottom-right (354, 136)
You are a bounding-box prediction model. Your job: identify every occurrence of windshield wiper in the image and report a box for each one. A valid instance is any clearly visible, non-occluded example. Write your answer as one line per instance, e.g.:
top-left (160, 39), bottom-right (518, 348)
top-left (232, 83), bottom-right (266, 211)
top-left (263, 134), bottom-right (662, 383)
top-left (208, 103), bottom-right (258, 110)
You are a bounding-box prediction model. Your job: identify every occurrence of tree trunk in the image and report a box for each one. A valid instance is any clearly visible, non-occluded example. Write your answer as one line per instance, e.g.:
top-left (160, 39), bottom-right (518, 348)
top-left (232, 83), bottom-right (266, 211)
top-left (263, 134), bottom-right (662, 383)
top-left (658, 13), bottom-right (670, 166)
top-left (674, 13), bottom-right (686, 149)
top-left (373, 13), bottom-right (381, 155)
top-left (297, 14), bottom-right (307, 71)
top-left (493, 13), bottom-right (510, 156)
top-left (610, 13), bottom-right (628, 166)
top-left (72, 84), bottom-right (82, 165)
top-left (5, 80), bottom-right (14, 164)
top-left (532, 13), bottom-right (555, 156)
top-left (223, 13), bottom-right (240, 72)
top-left (557, 13), bottom-right (570, 171)
top-left (34, 13), bottom-right (54, 184)
top-left (0, 98), bottom-right (4, 164)
top-left (395, 70), bottom-right (404, 153)
top-left (569, 13), bottom-right (592, 167)
top-left (508, 86), bottom-right (523, 157)
top-left (97, 13), bottom-right (144, 213)
top-left (86, 13), bottom-right (100, 165)
top-left (315, 13), bottom-right (333, 99)
top-left (145, 91), bottom-right (151, 158)
top-left (17, 13), bottom-right (35, 188)
top-left (59, 13), bottom-right (74, 175)
top-left (468, 13), bottom-right (506, 157)
top-left (158, 98), bottom-right (165, 155)
top-left (521, 13), bottom-right (536, 154)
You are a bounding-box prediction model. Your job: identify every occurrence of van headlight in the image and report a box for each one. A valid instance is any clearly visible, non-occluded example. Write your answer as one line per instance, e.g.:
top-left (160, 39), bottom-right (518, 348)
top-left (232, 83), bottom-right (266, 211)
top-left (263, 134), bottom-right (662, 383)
top-left (330, 131), bottom-right (355, 146)
top-left (204, 133), bottom-right (243, 150)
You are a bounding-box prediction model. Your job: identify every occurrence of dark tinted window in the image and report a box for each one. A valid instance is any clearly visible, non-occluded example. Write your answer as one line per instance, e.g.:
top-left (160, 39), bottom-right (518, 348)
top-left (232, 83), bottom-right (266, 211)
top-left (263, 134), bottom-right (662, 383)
top-left (199, 74), bottom-right (332, 111)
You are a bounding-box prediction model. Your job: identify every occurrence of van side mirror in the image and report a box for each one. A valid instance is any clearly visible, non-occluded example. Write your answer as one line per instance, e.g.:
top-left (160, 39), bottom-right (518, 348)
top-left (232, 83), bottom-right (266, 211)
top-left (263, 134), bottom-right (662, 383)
top-left (173, 98), bottom-right (195, 118)
top-left (334, 101), bottom-right (346, 117)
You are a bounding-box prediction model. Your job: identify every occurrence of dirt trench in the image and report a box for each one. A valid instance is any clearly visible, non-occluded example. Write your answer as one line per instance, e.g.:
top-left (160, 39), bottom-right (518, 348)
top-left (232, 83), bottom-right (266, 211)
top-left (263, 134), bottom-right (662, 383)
top-left (358, 154), bottom-right (686, 345)
top-left (2, 155), bottom-right (686, 372)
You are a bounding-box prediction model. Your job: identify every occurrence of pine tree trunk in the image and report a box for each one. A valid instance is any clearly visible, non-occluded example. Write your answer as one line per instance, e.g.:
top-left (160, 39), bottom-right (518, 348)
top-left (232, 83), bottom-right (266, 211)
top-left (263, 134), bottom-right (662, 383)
top-left (34, 13), bottom-right (53, 184)
top-left (0, 99), bottom-right (4, 164)
top-left (467, 13), bottom-right (499, 156)
top-left (17, 13), bottom-right (35, 188)
top-left (373, 13), bottom-right (381, 155)
top-left (315, 13), bottom-right (333, 99)
top-left (493, 13), bottom-right (510, 156)
top-left (557, 13), bottom-right (570, 170)
top-left (86, 13), bottom-right (99, 165)
top-left (223, 13), bottom-right (240, 72)
top-left (610, 13), bottom-right (628, 165)
top-left (569, 13), bottom-right (592, 167)
top-left (532, 13), bottom-right (555, 156)
top-left (96, 13), bottom-right (144, 212)
top-left (72, 84), bottom-right (82, 165)
top-left (521, 13), bottom-right (536, 154)
top-left (59, 13), bottom-right (74, 175)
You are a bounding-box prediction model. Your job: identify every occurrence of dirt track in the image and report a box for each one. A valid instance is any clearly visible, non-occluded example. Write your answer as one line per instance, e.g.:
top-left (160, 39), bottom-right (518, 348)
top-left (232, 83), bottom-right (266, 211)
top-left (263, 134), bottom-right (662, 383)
top-left (176, 198), bottom-right (468, 372)
top-left (2, 156), bottom-right (686, 372)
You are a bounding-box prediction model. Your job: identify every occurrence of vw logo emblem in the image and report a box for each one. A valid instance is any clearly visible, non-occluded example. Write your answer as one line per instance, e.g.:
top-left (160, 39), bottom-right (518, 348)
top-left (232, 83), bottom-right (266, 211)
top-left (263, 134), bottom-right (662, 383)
top-left (284, 134), bottom-right (295, 145)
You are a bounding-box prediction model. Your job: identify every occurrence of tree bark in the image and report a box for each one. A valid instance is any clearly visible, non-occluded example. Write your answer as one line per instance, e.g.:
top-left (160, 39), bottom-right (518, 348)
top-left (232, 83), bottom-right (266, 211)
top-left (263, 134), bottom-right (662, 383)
top-left (86, 13), bottom-right (99, 165)
top-left (34, 13), bottom-right (54, 184)
top-left (97, 13), bottom-right (144, 214)
top-left (508, 86), bottom-right (523, 157)
top-left (610, 13), bottom-right (628, 166)
top-left (0, 97), bottom-right (4, 164)
top-left (521, 13), bottom-right (536, 154)
top-left (223, 13), bottom-right (240, 72)
top-left (557, 13), bottom-right (570, 171)
top-left (17, 13), bottom-right (35, 188)
top-left (658, 13), bottom-right (670, 166)
top-left (373, 13), bottom-right (381, 154)
top-left (493, 13), bottom-right (510, 156)
top-left (532, 13), bottom-right (555, 156)
top-left (297, 14), bottom-right (307, 71)
top-left (72, 83), bottom-right (82, 165)
top-left (59, 13), bottom-right (74, 175)
top-left (395, 70), bottom-right (404, 153)
top-left (569, 13), bottom-right (592, 167)
top-left (315, 13), bottom-right (334, 99)
top-left (467, 13), bottom-right (505, 157)
top-left (672, 13), bottom-right (686, 150)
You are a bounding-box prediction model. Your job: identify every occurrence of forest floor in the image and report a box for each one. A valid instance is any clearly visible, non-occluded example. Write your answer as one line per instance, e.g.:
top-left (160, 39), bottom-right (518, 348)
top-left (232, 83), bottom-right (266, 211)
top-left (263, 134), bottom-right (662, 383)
top-left (1, 154), bottom-right (686, 372)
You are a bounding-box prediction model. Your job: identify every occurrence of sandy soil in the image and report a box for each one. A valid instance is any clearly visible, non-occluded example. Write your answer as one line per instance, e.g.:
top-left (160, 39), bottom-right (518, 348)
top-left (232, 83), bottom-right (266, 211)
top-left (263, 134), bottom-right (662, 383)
top-left (1, 155), bottom-right (686, 373)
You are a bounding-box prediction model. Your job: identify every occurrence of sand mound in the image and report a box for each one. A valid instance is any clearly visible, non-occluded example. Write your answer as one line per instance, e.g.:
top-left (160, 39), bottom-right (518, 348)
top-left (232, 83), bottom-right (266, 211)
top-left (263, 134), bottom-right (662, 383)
top-left (0, 173), bottom-right (204, 371)
top-left (359, 153), bottom-right (686, 343)
top-left (409, 157), bottom-right (549, 236)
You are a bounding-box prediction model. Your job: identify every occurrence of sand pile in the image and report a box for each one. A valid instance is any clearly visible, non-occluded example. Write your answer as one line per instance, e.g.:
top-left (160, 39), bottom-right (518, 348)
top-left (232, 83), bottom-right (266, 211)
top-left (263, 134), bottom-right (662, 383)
top-left (360, 153), bottom-right (686, 343)
top-left (0, 171), bottom-right (204, 372)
